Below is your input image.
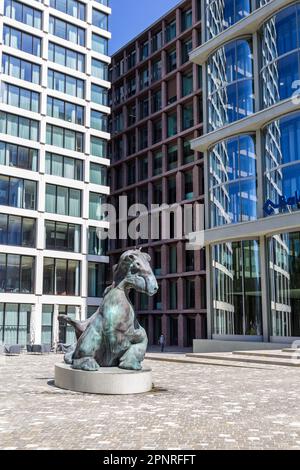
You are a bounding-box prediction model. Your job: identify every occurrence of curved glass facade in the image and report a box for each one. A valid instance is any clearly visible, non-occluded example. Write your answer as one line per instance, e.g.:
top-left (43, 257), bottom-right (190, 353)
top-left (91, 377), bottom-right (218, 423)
top-left (264, 112), bottom-right (300, 216)
top-left (206, 0), bottom-right (251, 40)
top-left (269, 231), bottom-right (300, 337)
top-left (208, 39), bottom-right (254, 131)
top-left (209, 134), bottom-right (257, 227)
top-left (212, 240), bottom-right (262, 336)
top-left (261, 3), bottom-right (300, 108)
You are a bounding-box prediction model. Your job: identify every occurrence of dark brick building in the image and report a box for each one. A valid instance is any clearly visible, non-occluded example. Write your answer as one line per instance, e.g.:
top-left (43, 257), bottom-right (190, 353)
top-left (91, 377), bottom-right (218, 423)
top-left (109, 0), bottom-right (206, 347)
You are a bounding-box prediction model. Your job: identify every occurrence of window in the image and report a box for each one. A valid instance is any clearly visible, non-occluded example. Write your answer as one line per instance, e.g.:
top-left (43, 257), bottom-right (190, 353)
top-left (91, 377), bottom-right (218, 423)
top-left (127, 76), bottom-right (136, 97)
top-left (139, 126), bottom-right (148, 150)
top-left (139, 68), bottom-right (149, 90)
top-left (208, 39), bottom-right (254, 131)
top-left (91, 84), bottom-right (108, 106)
top-left (212, 240), bottom-right (262, 335)
top-left (127, 49), bottom-right (136, 70)
top-left (261, 3), bottom-right (300, 108)
top-left (48, 69), bottom-right (84, 99)
top-left (169, 245), bottom-right (177, 273)
top-left (88, 263), bottom-right (106, 297)
top-left (206, 0), bottom-right (251, 39)
top-left (0, 254), bottom-right (35, 293)
top-left (0, 175), bottom-right (36, 210)
top-left (2, 83), bottom-right (39, 113)
top-left (92, 9), bottom-right (108, 30)
top-left (183, 137), bottom-right (194, 164)
top-left (181, 8), bottom-right (192, 31)
top-left (49, 0), bottom-right (85, 21)
top-left (46, 124), bottom-right (84, 152)
top-left (127, 131), bottom-right (136, 156)
top-left (94, 0), bottom-right (109, 5)
top-left (182, 104), bottom-right (194, 130)
top-left (140, 40), bottom-right (149, 61)
top-left (153, 119), bottom-right (162, 144)
top-left (152, 30), bottom-right (162, 52)
top-left (48, 42), bottom-right (85, 72)
top-left (167, 112), bottom-right (177, 137)
top-left (152, 89), bottom-right (162, 113)
top-left (185, 250), bottom-right (194, 272)
top-left (184, 172), bottom-right (194, 199)
top-left (88, 227), bottom-right (108, 256)
top-left (92, 33), bottom-right (108, 55)
top-left (91, 58), bottom-right (108, 81)
top-left (90, 136), bottom-right (107, 158)
top-left (166, 20), bottom-right (176, 43)
top-left (210, 135), bottom-right (257, 227)
top-left (47, 97), bottom-right (84, 125)
top-left (45, 152), bottom-right (83, 180)
top-left (89, 193), bottom-right (106, 220)
top-left (167, 50), bottom-right (177, 73)
top-left (264, 111), bottom-right (300, 217)
top-left (269, 231), bottom-right (300, 337)
top-left (45, 184), bottom-right (81, 217)
top-left (167, 143), bottom-right (177, 170)
top-left (0, 303), bottom-right (32, 345)
top-left (152, 59), bottom-right (162, 82)
top-left (43, 258), bottom-right (80, 296)
top-left (0, 142), bottom-right (38, 171)
top-left (3, 26), bottom-right (41, 56)
top-left (153, 150), bottom-right (162, 176)
top-left (169, 281), bottom-right (177, 310)
top-left (182, 70), bottom-right (193, 97)
top-left (49, 16), bottom-right (85, 46)
top-left (185, 279), bottom-right (195, 309)
top-left (90, 163), bottom-right (107, 186)
top-left (0, 214), bottom-right (35, 248)
top-left (127, 160), bottom-right (136, 185)
top-left (139, 156), bottom-right (148, 181)
top-left (0, 112), bottom-right (39, 141)
top-left (139, 96), bottom-right (149, 120)
top-left (5, 0), bottom-right (42, 29)
top-left (45, 220), bottom-right (81, 252)
top-left (2, 54), bottom-right (40, 85)
top-left (91, 110), bottom-right (108, 132)
top-left (182, 38), bottom-right (193, 64)
top-left (168, 176), bottom-right (177, 204)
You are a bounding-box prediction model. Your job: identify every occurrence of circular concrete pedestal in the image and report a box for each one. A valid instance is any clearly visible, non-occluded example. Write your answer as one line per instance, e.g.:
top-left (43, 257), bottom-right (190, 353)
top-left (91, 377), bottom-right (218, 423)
top-left (55, 363), bottom-right (153, 395)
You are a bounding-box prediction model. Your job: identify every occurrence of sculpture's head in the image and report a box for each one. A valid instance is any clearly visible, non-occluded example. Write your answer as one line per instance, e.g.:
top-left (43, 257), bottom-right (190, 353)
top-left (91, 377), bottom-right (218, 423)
top-left (114, 249), bottom-right (159, 296)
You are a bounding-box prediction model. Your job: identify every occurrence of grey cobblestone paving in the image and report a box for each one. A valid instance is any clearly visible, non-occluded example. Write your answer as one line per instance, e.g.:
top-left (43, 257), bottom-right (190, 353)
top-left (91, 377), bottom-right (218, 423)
top-left (0, 354), bottom-right (300, 450)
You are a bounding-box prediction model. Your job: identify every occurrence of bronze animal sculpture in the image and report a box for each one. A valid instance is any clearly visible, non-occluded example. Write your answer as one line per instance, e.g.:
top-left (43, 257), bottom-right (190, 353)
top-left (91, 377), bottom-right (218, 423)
top-left (62, 249), bottom-right (158, 371)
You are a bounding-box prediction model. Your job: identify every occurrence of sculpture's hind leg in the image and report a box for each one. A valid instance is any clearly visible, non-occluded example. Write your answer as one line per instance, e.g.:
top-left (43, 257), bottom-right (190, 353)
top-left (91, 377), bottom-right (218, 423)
top-left (72, 320), bottom-right (103, 371)
top-left (119, 327), bottom-right (148, 371)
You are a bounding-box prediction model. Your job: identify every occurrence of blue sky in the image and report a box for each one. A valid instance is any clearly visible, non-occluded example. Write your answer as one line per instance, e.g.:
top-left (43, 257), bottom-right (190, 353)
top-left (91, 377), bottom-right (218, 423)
top-left (109, 0), bottom-right (180, 54)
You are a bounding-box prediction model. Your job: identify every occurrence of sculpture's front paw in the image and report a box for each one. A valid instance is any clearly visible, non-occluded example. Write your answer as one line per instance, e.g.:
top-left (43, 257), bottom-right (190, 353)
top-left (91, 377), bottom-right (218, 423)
top-left (72, 357), bottom-right (100, 371)
top-left (119, 360), bottom-right (142, 371)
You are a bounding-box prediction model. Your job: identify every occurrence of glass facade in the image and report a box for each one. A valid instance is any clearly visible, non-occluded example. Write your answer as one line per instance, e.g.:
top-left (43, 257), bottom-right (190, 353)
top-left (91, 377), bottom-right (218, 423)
top-left (269, 231), bottom-right (300, 338)
top-left (209, 134), bottom-right (257, 227)
top-left (261, 3), bottom-right (300, 108)
top-left (208, 39), bottom-right (254, 131)
top-left (264, 112), bottom-right (300, 217)
top-left (45, 220), bottom-right (81, 253)
top-left (206, 0), bottom-right (251, 39)
top-left (212, 240), bottom-right (262, 336)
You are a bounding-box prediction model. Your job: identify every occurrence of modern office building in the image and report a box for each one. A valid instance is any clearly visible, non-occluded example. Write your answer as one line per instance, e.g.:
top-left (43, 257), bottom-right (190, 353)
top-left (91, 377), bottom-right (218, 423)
top-left (0, 0), bottom-right (111, 346)
top-left (190, 0), bottom-right (300, 346)
top-left (109, 0), bottom-right (206, 348)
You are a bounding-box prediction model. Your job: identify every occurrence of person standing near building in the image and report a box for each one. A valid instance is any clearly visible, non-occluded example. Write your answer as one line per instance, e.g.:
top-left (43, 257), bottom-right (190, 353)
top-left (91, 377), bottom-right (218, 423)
top-left (159, 334), bottom-right (166, 353)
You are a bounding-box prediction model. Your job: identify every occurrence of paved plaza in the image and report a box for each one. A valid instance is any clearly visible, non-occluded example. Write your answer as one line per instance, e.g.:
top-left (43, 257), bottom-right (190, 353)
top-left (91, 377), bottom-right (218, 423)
top-left (0, 354), bottom-right (300, 450)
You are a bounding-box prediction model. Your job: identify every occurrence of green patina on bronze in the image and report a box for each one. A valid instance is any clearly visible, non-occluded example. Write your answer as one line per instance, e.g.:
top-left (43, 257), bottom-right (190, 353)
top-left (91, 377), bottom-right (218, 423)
top-left (62, 250), bottom-right (158, 371)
